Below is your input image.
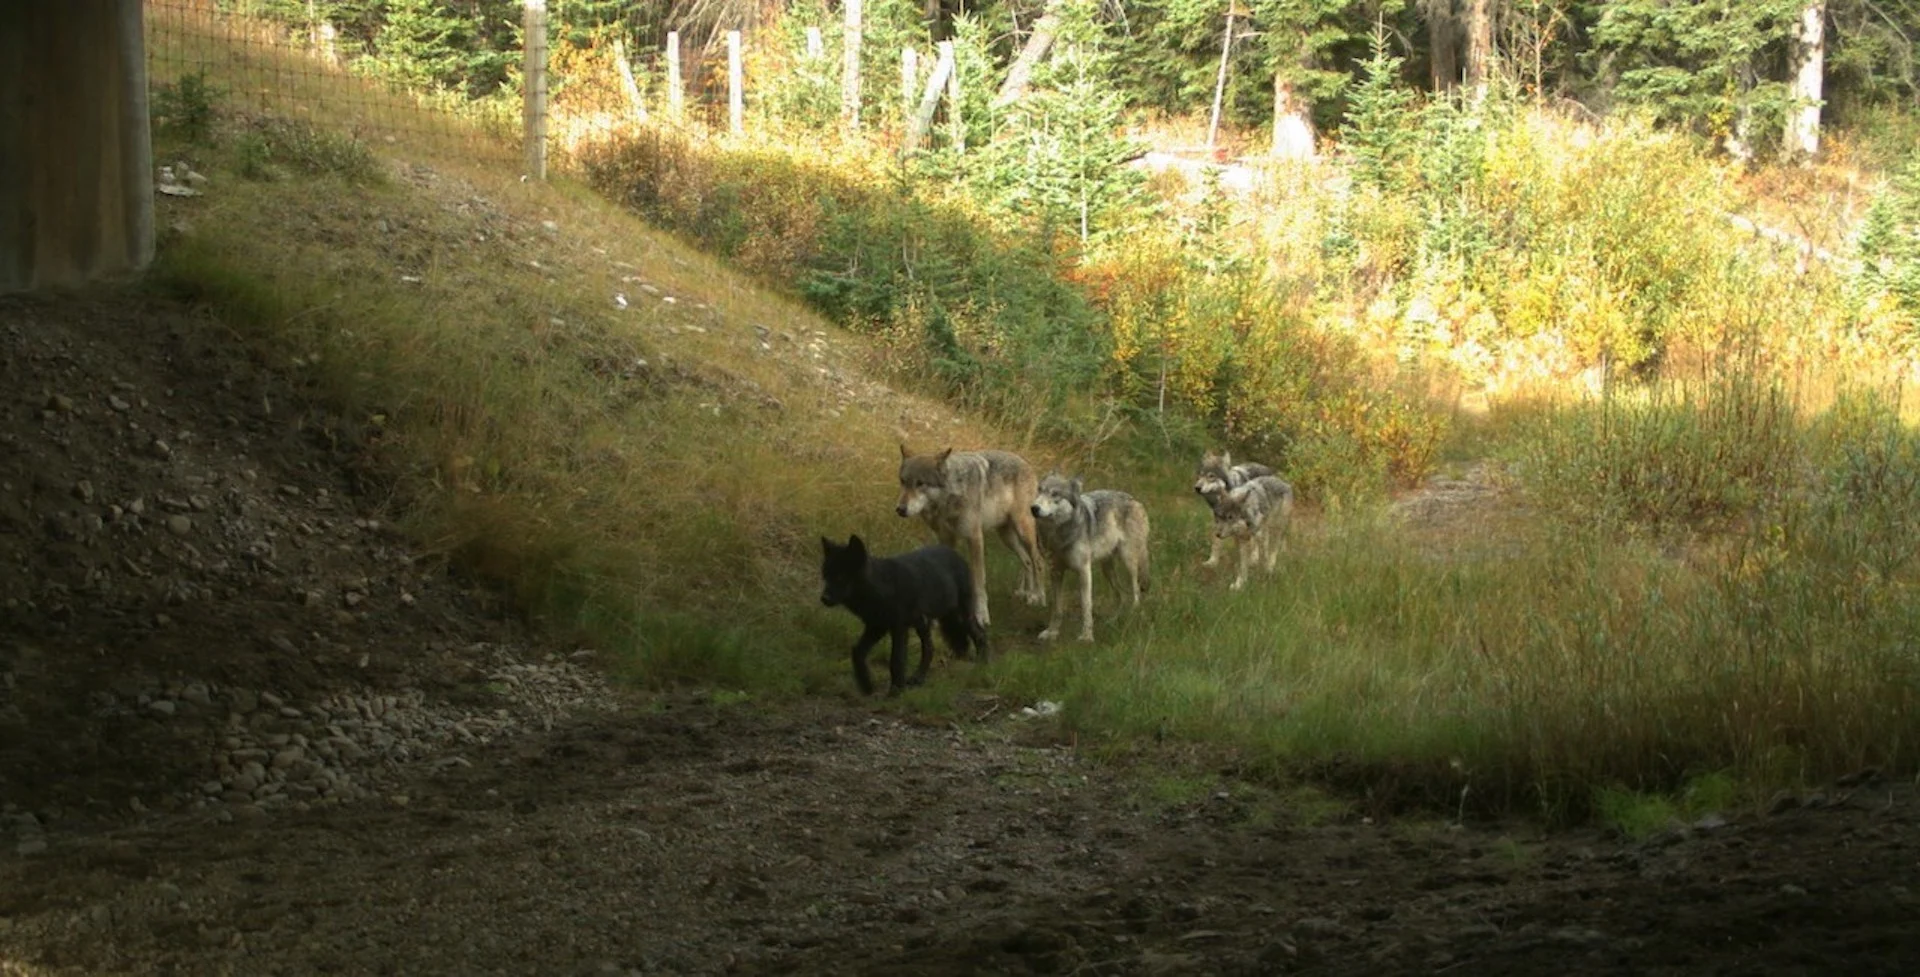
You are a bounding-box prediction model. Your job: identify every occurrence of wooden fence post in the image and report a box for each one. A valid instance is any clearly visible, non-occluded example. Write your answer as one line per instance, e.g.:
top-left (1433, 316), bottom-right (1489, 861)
top-left (727, 30), bottom-right (744, 137)
top-left (842, 0), bottom-right (863, 131)
top-left (522, 0), bottom-right (549, 180)
top-left (666, 30), bottom-right (683, 121)
top-left (946, 41), bottom-right (963, 152)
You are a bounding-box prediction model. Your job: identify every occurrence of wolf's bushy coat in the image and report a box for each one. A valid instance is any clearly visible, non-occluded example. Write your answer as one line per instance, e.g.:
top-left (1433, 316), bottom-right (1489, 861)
top-left (819, 535), bottom-right (989, 696)
top-left (1029, 474), bottom-right (1151, 643)
top-left (896, 444), bottom-right (1047, 626)
top-left (1194, 450), bottom-right (1277, 567)
top-left (1211, 475), bottom-right (1296, 590)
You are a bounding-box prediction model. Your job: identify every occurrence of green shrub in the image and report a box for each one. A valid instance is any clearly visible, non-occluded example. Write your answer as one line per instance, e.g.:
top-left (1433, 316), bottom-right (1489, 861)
top-left (152, 70), bottom-right (221, 144)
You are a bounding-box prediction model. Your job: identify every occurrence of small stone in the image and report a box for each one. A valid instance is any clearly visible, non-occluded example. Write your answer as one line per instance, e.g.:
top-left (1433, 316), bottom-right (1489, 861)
top-left (148, 699), bottom-right (177, 717)
top-left (1780, 883), bottom-right (1807, 897)
top-left (108, 395), bottom-right (131, 412)
top-left (72, 480), bottom-right (95, 503)
top-left (165, 515), bottom-right (192, 536)
top-left (150, 439), bottom-right (173, 459)
top-left (229, 689), bottom-right (258, 714)
top-left (46, 394), bottom-right (73, 412)
top-left (16, 837), bottom-right (48, 856)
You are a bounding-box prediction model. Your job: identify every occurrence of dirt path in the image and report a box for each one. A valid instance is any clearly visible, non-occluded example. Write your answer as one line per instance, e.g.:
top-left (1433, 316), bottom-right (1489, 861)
top-left (4, 291), bottom-right (1920, 977)
top-left (5, 696), bottom-right (1920, 976)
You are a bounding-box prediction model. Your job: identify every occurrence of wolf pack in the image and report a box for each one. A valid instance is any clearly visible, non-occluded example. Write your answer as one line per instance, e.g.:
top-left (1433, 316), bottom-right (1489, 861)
top-left (820, 443), bottom-right (1295, 696)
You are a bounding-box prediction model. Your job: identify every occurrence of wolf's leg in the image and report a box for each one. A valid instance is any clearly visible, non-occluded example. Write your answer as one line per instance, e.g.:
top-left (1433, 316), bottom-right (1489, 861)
top-left (1232, 538), bottom-right (1252, 591)
top-left (1077, 561), bottom-right (1096, 642)
top-left (910, 620), bottom-right (935, 687)
top-left (851, 624), bottom-right (886, 695)
top-left (999, 516), bottom-right (1047, 606)
top-left (887, 626), bottom-right (912, 696)
top-left (1203, 532), bottom-right (1225, 568)
top-left (1038, 559), bottom-right (1068, 641)
top-left (1264, 521), bottom-right (1283, 572)
top-left (965, 527), bottom-right (992, 627)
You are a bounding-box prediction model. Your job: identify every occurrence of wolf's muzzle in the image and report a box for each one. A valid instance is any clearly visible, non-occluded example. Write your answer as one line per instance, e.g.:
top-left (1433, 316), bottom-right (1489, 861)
top-left (894, 504), bottom-right (908, 517)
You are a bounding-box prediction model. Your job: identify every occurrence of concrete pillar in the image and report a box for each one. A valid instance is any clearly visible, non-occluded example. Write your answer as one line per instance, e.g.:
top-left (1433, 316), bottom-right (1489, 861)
top-left (0, 0), bottom-right (156, 292)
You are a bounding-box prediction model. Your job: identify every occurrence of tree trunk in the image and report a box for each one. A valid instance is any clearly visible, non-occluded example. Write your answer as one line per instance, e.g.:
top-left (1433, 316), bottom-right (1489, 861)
top-left (1271, 71), bottom-right (1315, 159)
top-left (1425, 0), bottom-right (1460, 91)
top-left (1464, 0), bottom-right (1494, 96)
top-left (1787, 1), bottom-right (1826, 162)
top-left (612, 37), bottom-right (647, 123)
top-left (994, 1), bottom-right (1063, 107)
top-left (903, 41), bottom-right (955, 154)
top-left (1206, 8), bottom-right (1237, 153)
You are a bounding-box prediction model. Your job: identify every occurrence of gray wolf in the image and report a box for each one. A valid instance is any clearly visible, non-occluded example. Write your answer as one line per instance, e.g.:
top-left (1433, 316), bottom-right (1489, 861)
top-left (896, 444), bottom-right (1047, 626)
top-left (820, 535), bottom-right (989, 696)
top-left (1193, 449), bottom-right (1275, 568)
top-left (1211, 475), bottom-right (1295, 590)
top-left (1029, 473), bottom-right (1151, 642)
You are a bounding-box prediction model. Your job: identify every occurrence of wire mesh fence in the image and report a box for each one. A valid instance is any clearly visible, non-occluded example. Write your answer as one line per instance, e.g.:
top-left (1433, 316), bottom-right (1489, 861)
top-left (142, 0), bottom-right (963, 179)
top-left (144, 0), bottom-right (528, 165)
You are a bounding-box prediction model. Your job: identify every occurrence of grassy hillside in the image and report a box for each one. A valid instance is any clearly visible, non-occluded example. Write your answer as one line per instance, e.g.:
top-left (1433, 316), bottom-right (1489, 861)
top-left (143, 13), bottom-right (1920, 826)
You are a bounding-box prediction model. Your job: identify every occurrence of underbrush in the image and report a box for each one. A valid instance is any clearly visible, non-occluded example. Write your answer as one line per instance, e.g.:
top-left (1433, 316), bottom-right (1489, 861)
top-left (986, 381), bottom-right (1920, 822)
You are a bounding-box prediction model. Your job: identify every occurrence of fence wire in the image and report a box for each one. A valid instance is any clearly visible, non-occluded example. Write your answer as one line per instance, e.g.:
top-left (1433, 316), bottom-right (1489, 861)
top-left (142, 0), bottom-right (801, 176)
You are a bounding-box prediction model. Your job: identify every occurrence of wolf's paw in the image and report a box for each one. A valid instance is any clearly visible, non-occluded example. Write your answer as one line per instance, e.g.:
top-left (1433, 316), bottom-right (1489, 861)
top-left (1076, 631), bottom-right (1095, 643)
top-left (1037, 627), bottom-right (1059, 642)
top-left (1229, 578), bottom-right (1246, 591)
top-left (1201, 557), bottom-right (1218, 568)
top-left (1023, 591), bottom-right (1048, 607)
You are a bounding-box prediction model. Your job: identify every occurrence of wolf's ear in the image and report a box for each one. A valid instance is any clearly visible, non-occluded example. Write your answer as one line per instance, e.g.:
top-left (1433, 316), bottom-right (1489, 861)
top-left (937, 447), bottom-right (953, 465)
top-left (1071, 477), bottom-right (1084, 496)
top-left (1221, 450), bottom-right (1232, 467)
top-left (821, 536), bottom-right (837, 555)
top-left (847, 534), bottom-right (867, 559)
top-left (898, 442), bottom-right (913, 460)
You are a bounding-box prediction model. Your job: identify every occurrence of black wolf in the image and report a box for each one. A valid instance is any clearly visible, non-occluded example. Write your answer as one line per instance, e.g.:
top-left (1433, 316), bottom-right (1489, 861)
top-left (819, 535), bottom-right (990, 696)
